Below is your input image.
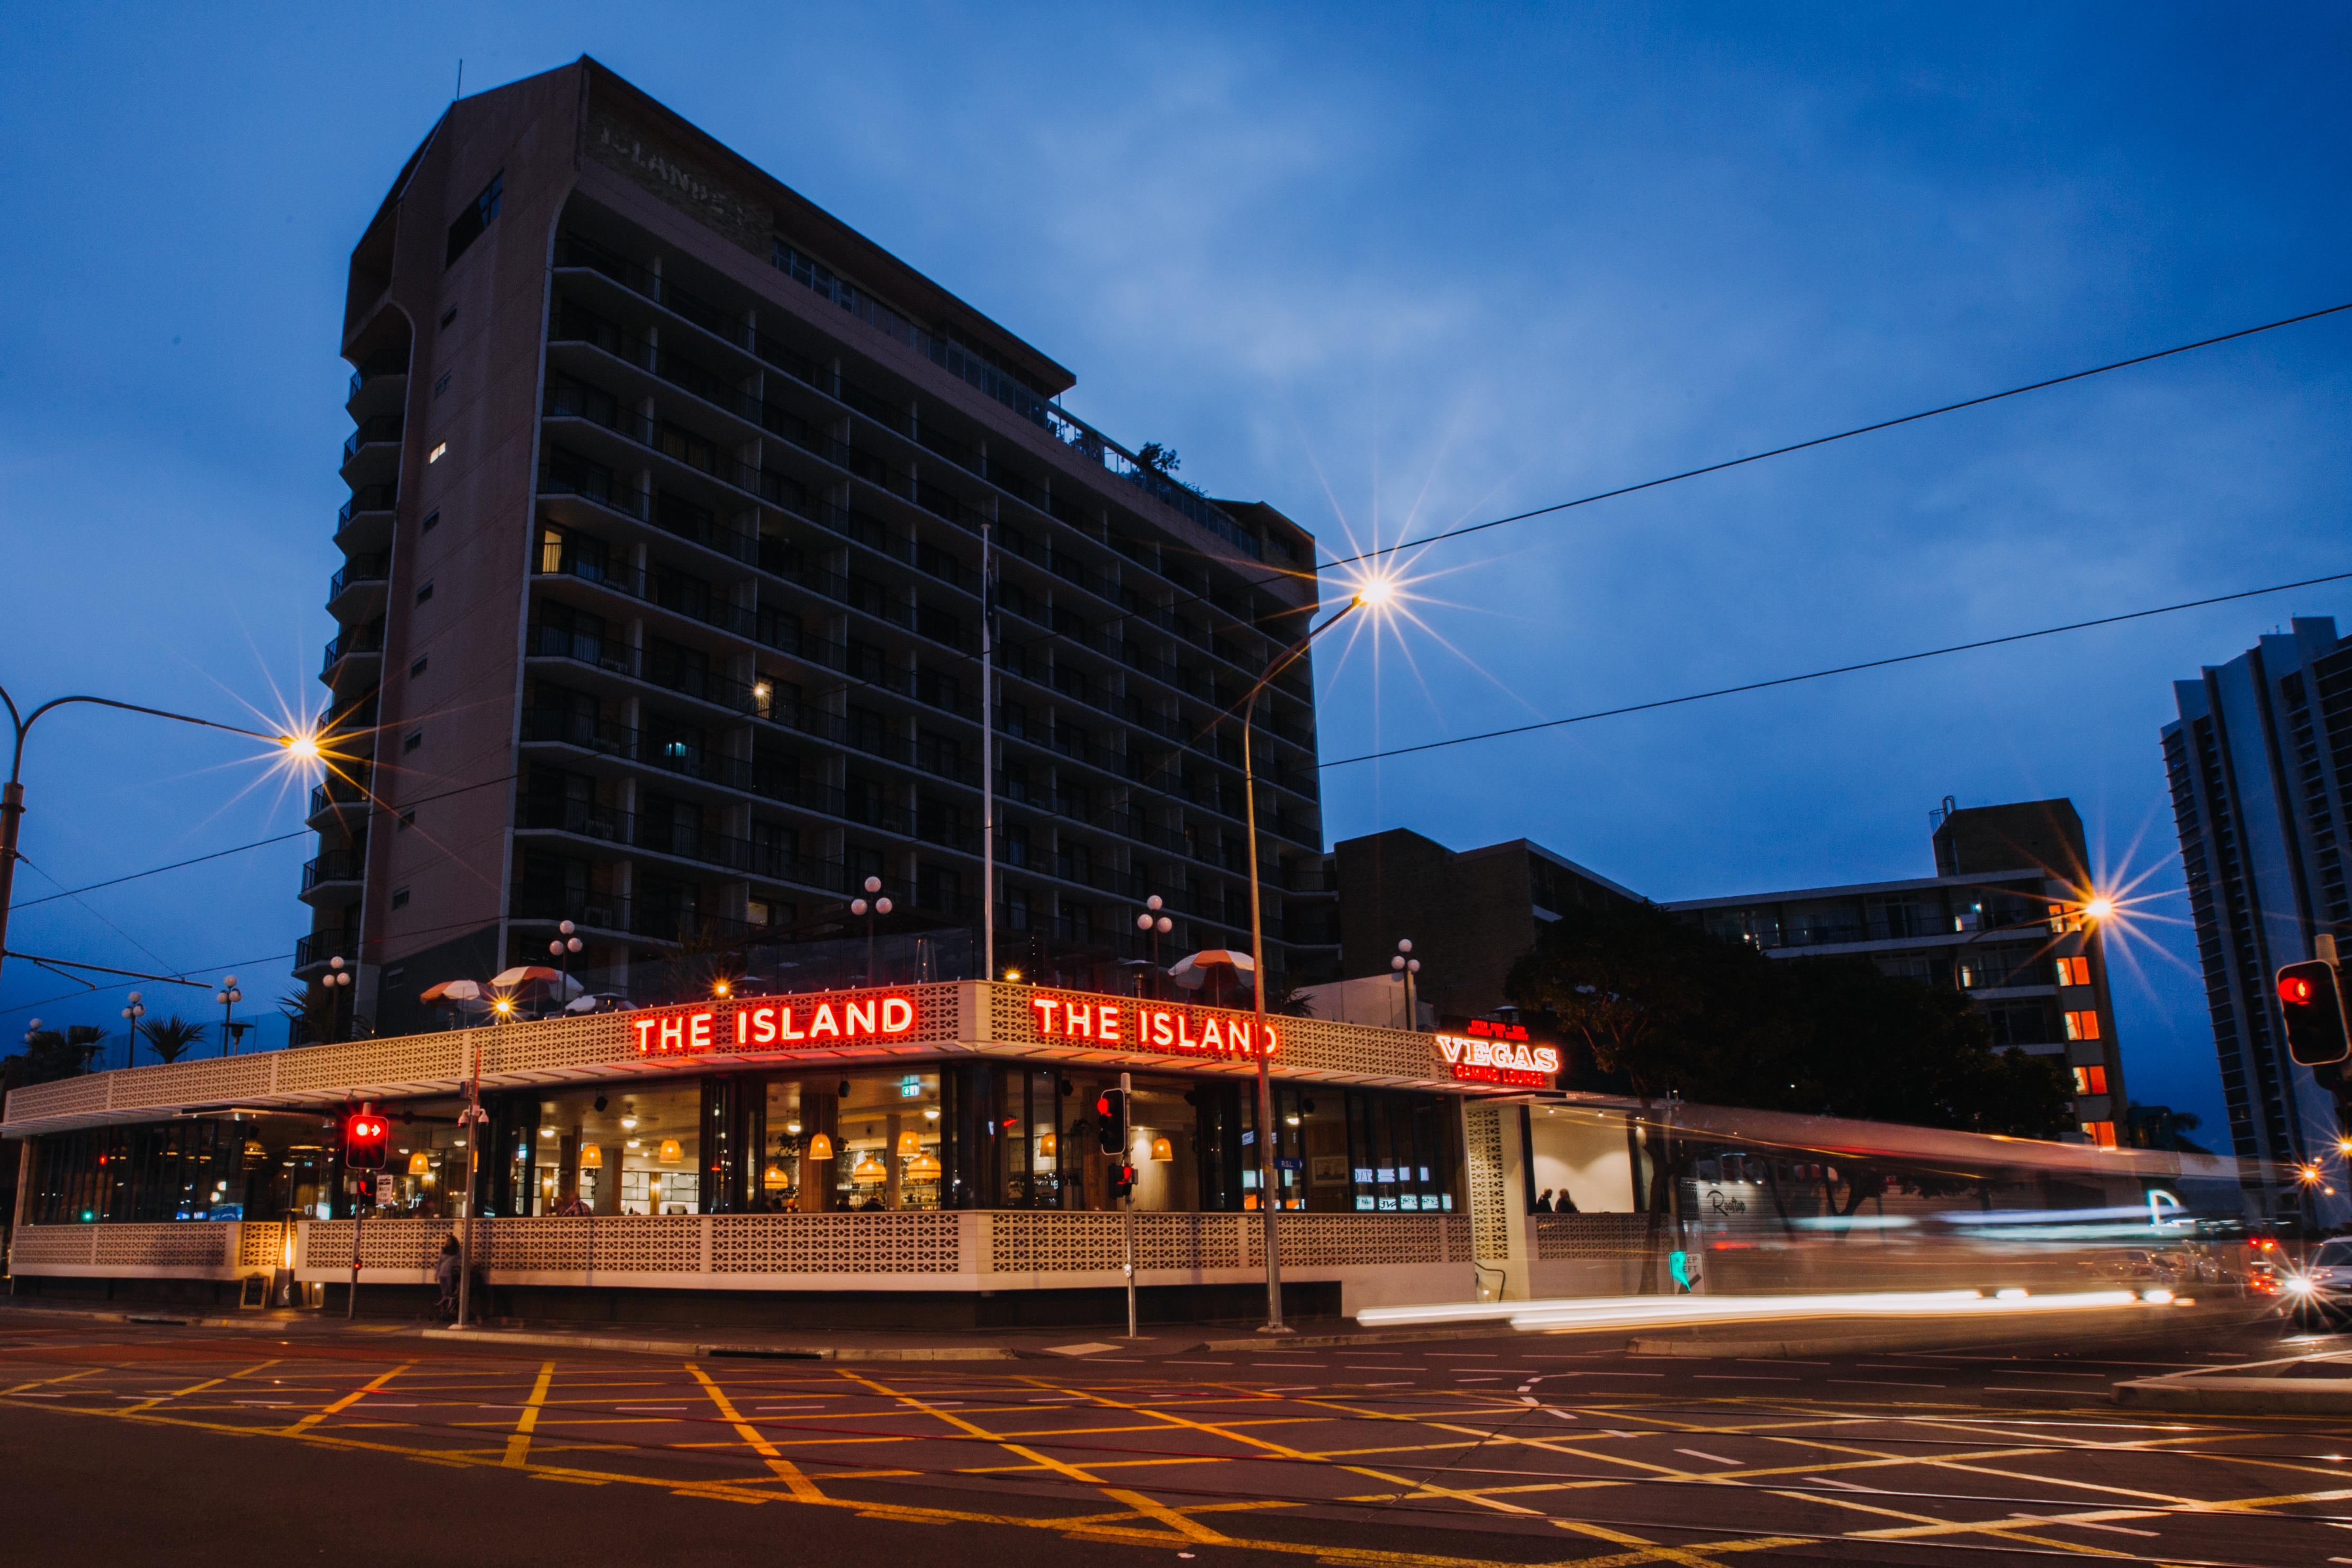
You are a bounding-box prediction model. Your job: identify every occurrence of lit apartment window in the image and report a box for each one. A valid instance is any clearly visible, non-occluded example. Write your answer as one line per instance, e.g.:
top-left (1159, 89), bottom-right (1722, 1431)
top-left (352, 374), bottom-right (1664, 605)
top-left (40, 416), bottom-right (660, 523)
top-left (2071, 1064), bottom-right (2108, 1095)
top-left (428, 442), bottom-right (447, 464)
top-left (2062, 1009), bottom-right (2101, 1040)
top-left (2080, 1120), bottom-right (2117, 1149)
top-left (2054, 955), bottom-right (2091, 986)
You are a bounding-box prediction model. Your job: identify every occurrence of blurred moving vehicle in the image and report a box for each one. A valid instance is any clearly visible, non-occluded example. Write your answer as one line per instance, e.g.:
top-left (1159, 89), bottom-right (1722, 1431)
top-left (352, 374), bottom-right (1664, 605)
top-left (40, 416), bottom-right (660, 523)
top-left (2285, 1237), bottom-right (2352, 1326)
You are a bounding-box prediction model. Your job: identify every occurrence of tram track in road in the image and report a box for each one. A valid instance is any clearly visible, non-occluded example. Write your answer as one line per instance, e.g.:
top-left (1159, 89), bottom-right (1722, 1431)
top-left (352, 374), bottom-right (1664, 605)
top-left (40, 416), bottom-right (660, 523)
top-left (2, 1323), bottom-right (2348, 1566)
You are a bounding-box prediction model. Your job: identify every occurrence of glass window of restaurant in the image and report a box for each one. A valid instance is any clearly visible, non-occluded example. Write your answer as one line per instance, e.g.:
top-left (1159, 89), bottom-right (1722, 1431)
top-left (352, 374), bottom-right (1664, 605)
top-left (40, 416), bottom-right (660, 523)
top-left (20, 1074), bottom-right (1464, 1225)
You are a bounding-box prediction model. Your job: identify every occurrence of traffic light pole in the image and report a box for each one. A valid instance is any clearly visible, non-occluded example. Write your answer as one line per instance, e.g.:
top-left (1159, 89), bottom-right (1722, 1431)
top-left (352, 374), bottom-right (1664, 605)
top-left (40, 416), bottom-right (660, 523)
top-left (1120, 1071), bottom-right (1138, 1340)
top-left (456, 1028), bottom-right (485, 1330)
top-left (346, 1202), bottom-right (363, 1320)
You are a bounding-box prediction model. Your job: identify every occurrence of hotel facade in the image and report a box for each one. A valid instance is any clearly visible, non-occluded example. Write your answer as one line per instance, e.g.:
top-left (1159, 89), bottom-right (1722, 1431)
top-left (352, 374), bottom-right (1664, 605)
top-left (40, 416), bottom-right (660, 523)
top-left (306, 57), bottom-right (1337, 1039)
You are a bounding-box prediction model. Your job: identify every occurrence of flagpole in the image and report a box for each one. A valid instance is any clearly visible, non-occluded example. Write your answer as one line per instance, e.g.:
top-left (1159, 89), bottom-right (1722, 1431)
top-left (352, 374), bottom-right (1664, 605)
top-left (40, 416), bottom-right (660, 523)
top-left (981, 519), bottom-right (996, 984)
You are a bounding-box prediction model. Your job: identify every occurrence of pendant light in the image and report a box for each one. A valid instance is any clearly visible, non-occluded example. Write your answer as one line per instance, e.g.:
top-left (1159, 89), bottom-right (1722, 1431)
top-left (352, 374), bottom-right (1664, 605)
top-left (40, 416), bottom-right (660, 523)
top-left (908, 1152), bottom-right (942, 1182)
top-left (764, 1162), bottom-right (786, 1184)
top-left (578, 1145), bottom-right (603, 1170)
top-left (1037, 1131), bottom-right (1057, 1159)
top-left (807, 1131), bottom-right (834, 1161)
top-left (1149, 1136), bottom-right (1174, 1162)
top-left (406, 1150), bottom-right (432, 1175)
top-left (851, 1150), bottom-right (886, 1183)
top-left (657, 1138), bottom-right (683, 1163)
top-left (897, 1129), bottom-right (921, 1157)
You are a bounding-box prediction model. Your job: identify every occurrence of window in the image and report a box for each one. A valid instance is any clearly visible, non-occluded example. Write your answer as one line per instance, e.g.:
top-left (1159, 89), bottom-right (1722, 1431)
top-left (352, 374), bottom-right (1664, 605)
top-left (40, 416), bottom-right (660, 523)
top-left (2071, 1065), bottom-right (2108, 1095)
top-left (390, 887), bottom-right (410, 910)
top-left (445, 171), bottom-right (504, 266)
top-left (2080, 1120), bottom-right (2117, 1149)
top-left (409, 657), bottom-right (428, 678)
top-left (397, 809), bottom-right (415, 830)
top-left (403, 731), bottom-right (422, 754)
top-left (421, 510), bottom-right (440, 533)
top-left (428, 442), bottom-right (447, 464)
top-left (433, 372), bottom-right (451, 397)
top-left (2054, 955), bottom-right (2091, 987)
top-left (2062, 1009), bottom-right (2101, 1041)
top-left (415, 581), bottom-right (433, 604)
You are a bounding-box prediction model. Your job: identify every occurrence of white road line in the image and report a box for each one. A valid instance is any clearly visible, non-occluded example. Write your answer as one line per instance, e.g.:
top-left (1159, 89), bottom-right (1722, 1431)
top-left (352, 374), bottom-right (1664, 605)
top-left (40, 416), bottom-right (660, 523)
top-left (1676, 1448), bottom-right (1740, 1465)
top-left (1694, 1375), bottom-right (1797, 1381)
top-left (1830, 1380), bottom-right (1945, 1389)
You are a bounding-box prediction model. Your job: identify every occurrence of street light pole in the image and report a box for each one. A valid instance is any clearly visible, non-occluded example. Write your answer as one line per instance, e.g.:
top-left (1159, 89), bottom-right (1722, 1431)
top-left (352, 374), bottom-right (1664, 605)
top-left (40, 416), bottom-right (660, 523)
top-left (0, 684), bottom-right (304, 993)
top-left (1241, 584), bottom-right (1382, 1334)
top-left (850, 877), bottom-right (891, 986)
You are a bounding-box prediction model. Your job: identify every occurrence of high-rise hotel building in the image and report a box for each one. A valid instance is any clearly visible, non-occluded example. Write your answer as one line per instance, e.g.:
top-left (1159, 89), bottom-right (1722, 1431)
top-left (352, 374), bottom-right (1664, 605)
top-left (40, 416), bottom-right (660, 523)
top-left (309, 59), bottom-right (1335, 1035)
top-left (2164, 617), bottom-right (2352, 1228)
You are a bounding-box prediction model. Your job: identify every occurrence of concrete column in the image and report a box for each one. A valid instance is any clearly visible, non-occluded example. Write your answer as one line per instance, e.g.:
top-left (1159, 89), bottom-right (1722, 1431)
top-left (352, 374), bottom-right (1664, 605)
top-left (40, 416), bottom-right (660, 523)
top-left (590, 1146), bottom-right (623, 1216)
top-left (885, 1111), bottom-right (903, 1210)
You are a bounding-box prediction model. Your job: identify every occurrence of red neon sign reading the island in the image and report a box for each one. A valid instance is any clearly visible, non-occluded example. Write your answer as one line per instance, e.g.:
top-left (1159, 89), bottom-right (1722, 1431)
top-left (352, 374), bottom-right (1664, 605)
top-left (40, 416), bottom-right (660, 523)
top-left (627, 992), bottom-right (919, 1057)
top-left (1029, 995), bottom-right (1280, 1059)
top-left (1434, 1019), bottom-right (1560, 1088)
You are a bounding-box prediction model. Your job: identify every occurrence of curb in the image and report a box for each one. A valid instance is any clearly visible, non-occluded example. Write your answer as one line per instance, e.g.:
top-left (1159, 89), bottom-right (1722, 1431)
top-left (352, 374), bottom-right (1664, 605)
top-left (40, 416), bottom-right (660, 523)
top-left (1624, 1302), bottom-right (2264, 1361)
top-left (417, 1327), bottom-right (1017, 1361)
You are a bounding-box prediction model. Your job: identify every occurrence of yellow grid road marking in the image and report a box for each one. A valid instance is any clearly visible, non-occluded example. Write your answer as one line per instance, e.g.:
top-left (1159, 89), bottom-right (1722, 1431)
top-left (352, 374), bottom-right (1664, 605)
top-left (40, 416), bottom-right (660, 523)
top-left (687, 1362), bottom-right (827, 1503)
top-left (503, 1361), bottom-right (557, 1468)
top-left (283, 1362), bottom-right (411, 1436)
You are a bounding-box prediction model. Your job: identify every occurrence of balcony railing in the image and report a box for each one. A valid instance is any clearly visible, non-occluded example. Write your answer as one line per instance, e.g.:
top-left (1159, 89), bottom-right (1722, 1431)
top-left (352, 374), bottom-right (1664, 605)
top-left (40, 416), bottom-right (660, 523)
top-left (326, 554), bottom-right (390, 605)
top-left (301, 850), bottom-right (366, 892)
top-left (338, 485), bottom-right (397, 530)
top-left (341, 415), bottom-right (404, 463)
top-left (321, 620), bottom-right (385, 676)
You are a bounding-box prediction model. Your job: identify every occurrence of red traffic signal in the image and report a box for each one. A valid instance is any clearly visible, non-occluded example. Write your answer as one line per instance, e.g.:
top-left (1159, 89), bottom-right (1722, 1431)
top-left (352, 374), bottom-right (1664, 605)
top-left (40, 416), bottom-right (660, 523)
top-left (343, 1105), bottom-right (390, 1171)
top-left (1093, 1088), bottom-right (1127, 1155)
top-left (1111, 1163), bottom-right (1136, 1199)
top-left (2275, 959), bottom-right (2350, 1067)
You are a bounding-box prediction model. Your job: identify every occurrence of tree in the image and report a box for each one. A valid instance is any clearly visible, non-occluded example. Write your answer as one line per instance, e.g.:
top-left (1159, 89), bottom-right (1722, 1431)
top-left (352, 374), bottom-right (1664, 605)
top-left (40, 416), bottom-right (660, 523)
top-left (1133, 442), bottom-right (1180, 476)
top-left (279, 986), bottom-right (370, 1045)
top-left (7, 1025), bottom-right (105, 1085)
top-left (138, 1014), bottom-right (207, 1064)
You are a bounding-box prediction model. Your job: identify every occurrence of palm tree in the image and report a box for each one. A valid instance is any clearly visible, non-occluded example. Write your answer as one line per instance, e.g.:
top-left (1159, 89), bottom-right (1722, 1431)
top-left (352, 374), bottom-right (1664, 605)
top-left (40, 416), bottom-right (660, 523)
top-left (139, 1014), bottom-right (207, 1064)
top-left (12, 1025), bottom-right (104, 1084)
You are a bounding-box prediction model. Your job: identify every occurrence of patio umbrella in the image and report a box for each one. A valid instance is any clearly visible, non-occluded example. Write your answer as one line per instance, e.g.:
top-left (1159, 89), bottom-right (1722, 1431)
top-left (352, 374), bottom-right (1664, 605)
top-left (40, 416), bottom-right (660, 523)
top-left (419, 979), bottom-right (484, 1004)
top-left (490, 965), bottom-right (584, 999)
top-left (1167, 949), bottom-right (1255, 991)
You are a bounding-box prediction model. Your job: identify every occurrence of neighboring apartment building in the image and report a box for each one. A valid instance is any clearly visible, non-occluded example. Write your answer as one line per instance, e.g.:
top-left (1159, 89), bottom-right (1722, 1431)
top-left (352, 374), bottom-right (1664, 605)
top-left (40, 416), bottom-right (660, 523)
top-left (2163, 617), bottom-right (2352, 1229)
top-left (309, 59), bottom-right (1335, 1036)
top-left (1665, 801), bottom-right (2129, 1144)
top-left (1324, 828), bottom-right (1643, 1019)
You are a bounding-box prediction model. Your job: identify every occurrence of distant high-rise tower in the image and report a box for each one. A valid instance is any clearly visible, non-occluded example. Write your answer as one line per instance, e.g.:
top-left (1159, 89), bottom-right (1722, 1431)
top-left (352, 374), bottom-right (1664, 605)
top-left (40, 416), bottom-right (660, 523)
top-left (2163, 617), bottom-right (2352, 1228)
top-left (307, 58), bottom-right (1335, 1035)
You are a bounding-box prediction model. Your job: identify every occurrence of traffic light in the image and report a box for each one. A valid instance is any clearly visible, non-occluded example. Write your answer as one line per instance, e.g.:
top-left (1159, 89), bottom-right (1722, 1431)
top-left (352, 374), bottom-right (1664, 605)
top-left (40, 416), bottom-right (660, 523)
top-left (344, 1105), bottom-right (390, 1171)
top-left (1094, 1088), bottom-right (1126, 1155)
top-left (1110, 1164), bottom-right (1136, 1199)
top-left (2277, 960), bottom-right (2351, 1066)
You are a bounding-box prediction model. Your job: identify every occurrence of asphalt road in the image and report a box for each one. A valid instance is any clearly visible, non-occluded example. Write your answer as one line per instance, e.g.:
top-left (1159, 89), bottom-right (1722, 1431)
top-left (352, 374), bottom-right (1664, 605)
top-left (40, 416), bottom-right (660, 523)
top-left (2, 1313), bottom-right (2346, 1566)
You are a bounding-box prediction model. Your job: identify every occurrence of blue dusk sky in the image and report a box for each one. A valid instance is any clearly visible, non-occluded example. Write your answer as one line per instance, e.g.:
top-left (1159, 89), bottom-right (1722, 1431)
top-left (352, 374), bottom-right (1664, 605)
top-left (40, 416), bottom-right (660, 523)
top-left (3, 5), bottom-right (2349, 1135)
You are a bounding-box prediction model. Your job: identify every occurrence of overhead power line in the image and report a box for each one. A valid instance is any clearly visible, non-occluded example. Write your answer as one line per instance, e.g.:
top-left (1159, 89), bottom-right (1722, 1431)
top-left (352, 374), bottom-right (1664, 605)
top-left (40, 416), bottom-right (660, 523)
top-left (1318, 297), bottom-right (2352, 572)
top-left (13, 831), bottom-right (310, 909)
top-left (1319, 568), bottom-right (2352, 769)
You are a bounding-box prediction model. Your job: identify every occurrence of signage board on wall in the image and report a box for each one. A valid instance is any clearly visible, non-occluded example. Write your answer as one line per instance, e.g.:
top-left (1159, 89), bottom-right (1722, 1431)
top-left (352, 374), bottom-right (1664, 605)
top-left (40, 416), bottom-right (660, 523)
top-left (1026, 994), bottom-right (1281, 1059)
top-left (626, 990), bottom-right (920, 1058)
top-left (1432, 1019), bottom-right (1560, 1087)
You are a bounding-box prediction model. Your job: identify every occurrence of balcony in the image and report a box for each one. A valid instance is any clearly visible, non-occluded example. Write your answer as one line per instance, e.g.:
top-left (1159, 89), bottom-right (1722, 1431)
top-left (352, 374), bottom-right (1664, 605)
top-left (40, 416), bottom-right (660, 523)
top-left (292, 931), bottom-right (355, 972)
top-left (321, 619), bottom-right (384, 681)
top-left (307, 781), bottom-right (370, 826)
top-left (301, 849), bottom-right (366, 899)
top-left (553, 232), bottom-right (1274, 564)
top-left (336, 484), bottom-right (397, 551)
top-left (325, 553), bottom-right (390, 615)
top-left (340, 415), bottom-right (404, 489)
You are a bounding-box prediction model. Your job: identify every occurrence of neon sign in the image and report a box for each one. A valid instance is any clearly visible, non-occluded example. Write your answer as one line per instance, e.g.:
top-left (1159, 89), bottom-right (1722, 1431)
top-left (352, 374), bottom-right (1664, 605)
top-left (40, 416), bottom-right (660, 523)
top-left (1433, 1019), bottom-right (1560, 1087)
top-left (627, 991), bottom-right (919, 1057)
top-left (1028, 995), bottom-right (1280, 1058)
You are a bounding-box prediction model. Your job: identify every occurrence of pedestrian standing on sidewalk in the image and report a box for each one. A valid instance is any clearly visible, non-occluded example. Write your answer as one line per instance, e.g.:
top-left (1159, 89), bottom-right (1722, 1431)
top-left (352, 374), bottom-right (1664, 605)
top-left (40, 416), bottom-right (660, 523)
top-left (435, 1236), bottom-right (461, 1321)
